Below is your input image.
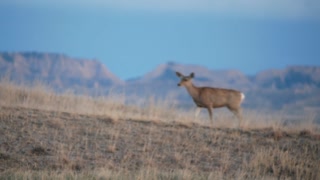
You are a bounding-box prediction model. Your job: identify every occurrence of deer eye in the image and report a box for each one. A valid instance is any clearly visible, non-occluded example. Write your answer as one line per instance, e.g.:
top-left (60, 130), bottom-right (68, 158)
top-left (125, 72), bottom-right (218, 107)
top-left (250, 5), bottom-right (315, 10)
top-left (183, 78), bottom-right (188, 81)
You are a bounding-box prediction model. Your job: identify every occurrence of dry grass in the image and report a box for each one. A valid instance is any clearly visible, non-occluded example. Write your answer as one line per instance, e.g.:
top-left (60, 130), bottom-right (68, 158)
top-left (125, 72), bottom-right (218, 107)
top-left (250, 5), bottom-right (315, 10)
top-left (0, 80), bottom-right (320, 179)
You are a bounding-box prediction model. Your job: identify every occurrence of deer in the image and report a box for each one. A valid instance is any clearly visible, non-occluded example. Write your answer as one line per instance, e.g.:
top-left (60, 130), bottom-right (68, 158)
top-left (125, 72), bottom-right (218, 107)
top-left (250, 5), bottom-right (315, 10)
top-left (176, 71), bottom-right (245, 126)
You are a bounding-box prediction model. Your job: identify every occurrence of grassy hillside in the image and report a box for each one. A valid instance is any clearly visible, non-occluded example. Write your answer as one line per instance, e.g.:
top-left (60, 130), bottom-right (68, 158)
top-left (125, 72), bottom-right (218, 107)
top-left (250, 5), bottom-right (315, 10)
top-left (0, 80), bottom-right (319, 179)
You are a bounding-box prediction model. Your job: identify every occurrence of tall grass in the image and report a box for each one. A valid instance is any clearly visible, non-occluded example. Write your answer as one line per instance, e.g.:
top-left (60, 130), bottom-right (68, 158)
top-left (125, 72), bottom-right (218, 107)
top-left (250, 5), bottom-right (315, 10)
top-left (0, 79), bottom-right (181, 122)
top-left (0, 78), bottom-right (319, 131)
top-left (1, 78), bottom-right (319, 141)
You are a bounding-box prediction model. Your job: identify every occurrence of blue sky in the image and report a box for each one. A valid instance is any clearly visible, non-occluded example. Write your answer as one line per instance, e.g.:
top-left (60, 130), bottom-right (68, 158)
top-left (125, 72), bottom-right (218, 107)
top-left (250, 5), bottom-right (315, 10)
top-left (1, 0), bottom-right (320, 80)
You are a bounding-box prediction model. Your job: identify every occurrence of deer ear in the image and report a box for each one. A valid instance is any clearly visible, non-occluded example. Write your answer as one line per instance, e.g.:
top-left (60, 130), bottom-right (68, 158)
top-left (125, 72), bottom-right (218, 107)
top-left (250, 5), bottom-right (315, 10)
top-left (176, 71), bottom-right (183, 77)
top-left (190, 72), bottom-right (195, 78)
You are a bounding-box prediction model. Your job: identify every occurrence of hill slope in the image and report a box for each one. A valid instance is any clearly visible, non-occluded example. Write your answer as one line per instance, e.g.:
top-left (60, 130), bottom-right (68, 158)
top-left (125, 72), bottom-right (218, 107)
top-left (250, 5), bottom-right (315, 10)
top-left (1, 106), bottom-right (319, 179)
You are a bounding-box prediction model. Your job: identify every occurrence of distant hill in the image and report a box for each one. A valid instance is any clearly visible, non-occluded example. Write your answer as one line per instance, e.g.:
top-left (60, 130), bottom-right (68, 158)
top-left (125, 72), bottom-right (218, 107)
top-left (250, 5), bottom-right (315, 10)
top-left (1, 52), bottom-right (319, 120)
top-left (128, 61), bottom-right (251, 88)
top-left (255, 66), bottom-right (320, 89)
top-left (0, 52), bottom-right (123, 92)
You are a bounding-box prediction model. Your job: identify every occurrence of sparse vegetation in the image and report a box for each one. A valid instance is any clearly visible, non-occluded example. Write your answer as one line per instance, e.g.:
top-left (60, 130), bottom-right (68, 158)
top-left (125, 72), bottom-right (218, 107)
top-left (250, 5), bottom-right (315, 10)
top-left (0, 79), bottom-right (319, 179)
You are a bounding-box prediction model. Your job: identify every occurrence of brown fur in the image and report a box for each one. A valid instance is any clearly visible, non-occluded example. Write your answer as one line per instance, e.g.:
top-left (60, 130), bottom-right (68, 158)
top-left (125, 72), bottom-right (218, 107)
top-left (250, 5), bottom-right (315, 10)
top-left (176, 72), bottom-right (245, 124)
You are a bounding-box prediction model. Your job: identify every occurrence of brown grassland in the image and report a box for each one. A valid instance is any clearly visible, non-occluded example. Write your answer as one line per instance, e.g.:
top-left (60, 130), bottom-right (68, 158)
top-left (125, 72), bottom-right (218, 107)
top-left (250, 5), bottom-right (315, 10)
top-left (0, 80), bottom-right (319, 179)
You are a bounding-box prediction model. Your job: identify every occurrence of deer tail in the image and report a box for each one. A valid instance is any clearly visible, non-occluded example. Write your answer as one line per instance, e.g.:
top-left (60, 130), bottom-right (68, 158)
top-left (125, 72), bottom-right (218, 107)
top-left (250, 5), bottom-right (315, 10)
top-left (240, 93), bottom-right (245, 103)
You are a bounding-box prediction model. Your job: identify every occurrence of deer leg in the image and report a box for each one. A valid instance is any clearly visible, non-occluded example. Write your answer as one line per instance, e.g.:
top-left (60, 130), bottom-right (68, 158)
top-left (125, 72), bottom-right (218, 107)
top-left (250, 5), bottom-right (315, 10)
top-left (194, 107), bottom-right (201, 119)
top-left (207, 107), bottom-right (213, 122)
top-left (229, 108), bottom-right (243, 128)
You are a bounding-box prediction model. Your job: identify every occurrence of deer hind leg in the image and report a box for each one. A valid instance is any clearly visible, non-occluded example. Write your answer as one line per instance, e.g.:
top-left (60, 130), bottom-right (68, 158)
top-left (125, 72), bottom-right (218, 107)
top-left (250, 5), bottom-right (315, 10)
top-left (229, 108), bottom-right (243, 128)
top-left (206, 107), bottom-right (213, 123)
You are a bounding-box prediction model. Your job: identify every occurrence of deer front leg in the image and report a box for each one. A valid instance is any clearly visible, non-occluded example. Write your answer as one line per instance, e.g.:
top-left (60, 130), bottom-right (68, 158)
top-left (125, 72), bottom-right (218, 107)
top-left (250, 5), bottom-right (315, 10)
top-left (207, 107), bottom-right (213, 122)
top-left (194, 107), bottom-right (201, 120)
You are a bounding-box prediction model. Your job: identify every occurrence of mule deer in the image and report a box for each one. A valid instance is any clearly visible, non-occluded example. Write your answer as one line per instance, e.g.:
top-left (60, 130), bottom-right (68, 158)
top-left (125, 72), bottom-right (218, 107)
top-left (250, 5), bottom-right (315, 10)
top-left (176, 72), bottom-right (245, 125)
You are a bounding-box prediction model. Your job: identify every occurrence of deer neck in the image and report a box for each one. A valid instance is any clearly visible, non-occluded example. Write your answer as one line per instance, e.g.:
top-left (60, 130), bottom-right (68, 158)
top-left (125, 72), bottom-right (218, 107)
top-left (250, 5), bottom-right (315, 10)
top-left (184, 83), bottom-right (200, 99)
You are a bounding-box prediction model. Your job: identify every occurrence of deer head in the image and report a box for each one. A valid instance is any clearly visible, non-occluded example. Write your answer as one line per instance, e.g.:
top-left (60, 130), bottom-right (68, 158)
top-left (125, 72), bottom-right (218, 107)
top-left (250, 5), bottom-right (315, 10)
top-left (176, 72), bottom-right (195, 87)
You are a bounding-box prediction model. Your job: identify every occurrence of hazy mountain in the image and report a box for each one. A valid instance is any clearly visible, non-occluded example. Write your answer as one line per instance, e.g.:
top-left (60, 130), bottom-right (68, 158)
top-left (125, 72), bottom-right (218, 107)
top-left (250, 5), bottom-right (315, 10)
top-left (128, 61), bottom-right (252, 88)
top-left (247, 66), bottom-right (320, 117)
top-left (0, 52), bottom-right (123, 92)
top-left (255, 66), bottom-right (320, 89)
top-left (1, 52), bottom-right (319, 120)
